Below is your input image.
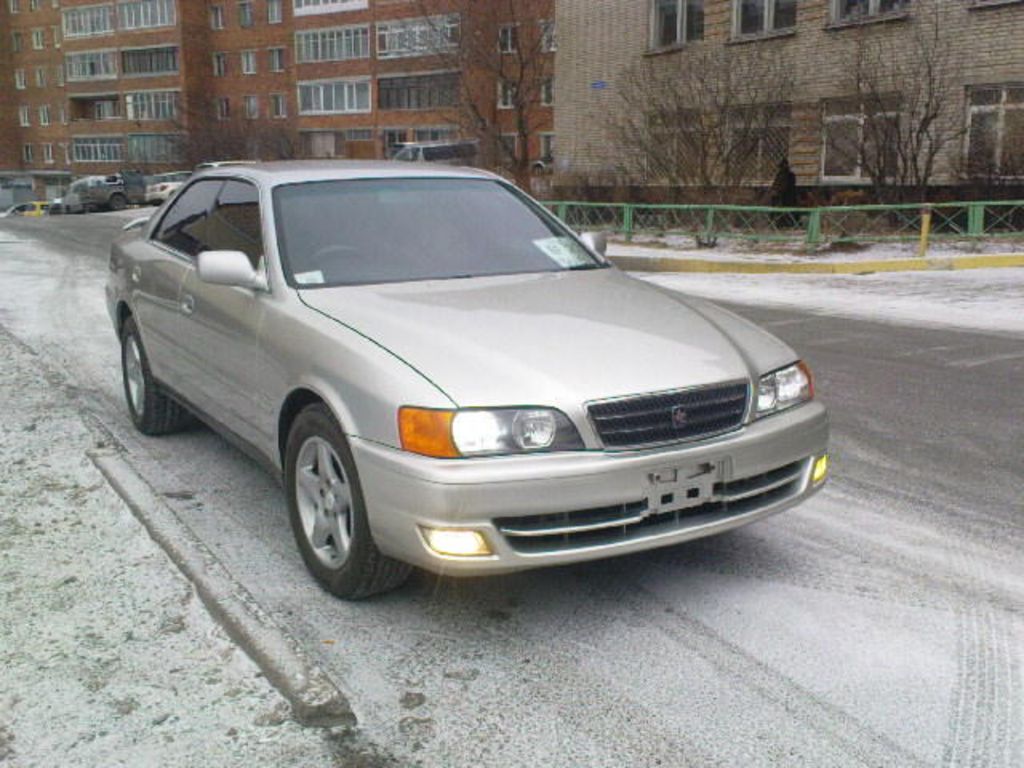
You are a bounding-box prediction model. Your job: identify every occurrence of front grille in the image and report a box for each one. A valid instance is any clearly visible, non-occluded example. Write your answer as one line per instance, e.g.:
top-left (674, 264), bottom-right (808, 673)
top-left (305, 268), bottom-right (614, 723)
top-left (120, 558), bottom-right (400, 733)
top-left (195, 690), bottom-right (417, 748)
top-left (495, 459), bottom-right (805, 555)
top-left (587, 381), bottom-right (749, 449)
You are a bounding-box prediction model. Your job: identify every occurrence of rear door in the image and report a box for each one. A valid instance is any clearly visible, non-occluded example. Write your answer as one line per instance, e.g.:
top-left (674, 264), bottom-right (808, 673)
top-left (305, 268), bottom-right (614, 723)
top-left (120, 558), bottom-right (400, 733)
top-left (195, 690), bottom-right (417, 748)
top-left (134, 178), bottom-right (223, 393)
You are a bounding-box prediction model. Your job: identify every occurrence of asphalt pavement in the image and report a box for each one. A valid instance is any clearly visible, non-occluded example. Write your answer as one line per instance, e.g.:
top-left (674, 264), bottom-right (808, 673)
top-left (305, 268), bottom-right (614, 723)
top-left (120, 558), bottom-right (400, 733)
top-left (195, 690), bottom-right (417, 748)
top-left (1, 210), bottom-right (1021, 767)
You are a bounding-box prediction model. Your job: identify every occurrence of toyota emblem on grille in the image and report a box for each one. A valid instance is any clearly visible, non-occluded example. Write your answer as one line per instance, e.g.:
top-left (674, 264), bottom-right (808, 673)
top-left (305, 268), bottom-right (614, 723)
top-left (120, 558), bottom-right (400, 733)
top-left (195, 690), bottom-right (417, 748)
top-left (671, 406), bottom-right (688, 429)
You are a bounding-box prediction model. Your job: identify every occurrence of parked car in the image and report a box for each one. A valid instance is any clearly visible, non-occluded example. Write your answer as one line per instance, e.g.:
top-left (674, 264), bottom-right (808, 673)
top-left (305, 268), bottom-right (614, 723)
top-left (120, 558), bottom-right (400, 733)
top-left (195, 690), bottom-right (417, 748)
top-left (391, 140), bottom-right (479, 165)
top-left (145, 171), bottom-right (192, 205)
top-left (0, 201), bottom-right (50, 217)
top-left (54, 172), bottom-right (146, 214)
top-left (106, 161), bottom-right (829, 599)
top-left (195, 160), bottom-right (256, 170)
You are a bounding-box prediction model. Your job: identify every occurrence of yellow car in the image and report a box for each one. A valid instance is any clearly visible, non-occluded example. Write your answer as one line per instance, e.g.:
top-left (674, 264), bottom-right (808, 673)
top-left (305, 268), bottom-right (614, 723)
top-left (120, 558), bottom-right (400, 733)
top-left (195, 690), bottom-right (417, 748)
top-left (0, 201), bottom-right (50, 218)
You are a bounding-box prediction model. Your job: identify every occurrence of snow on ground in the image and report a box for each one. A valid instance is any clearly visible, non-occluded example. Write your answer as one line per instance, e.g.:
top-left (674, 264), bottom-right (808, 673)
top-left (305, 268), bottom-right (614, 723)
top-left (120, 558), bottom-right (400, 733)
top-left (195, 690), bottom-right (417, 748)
top-left (0, 332), bottom-right (365, 767)
top-left (611, 237), bottom-right (1024, 263)
top-left (639, 268), bottom-right (1024, 336)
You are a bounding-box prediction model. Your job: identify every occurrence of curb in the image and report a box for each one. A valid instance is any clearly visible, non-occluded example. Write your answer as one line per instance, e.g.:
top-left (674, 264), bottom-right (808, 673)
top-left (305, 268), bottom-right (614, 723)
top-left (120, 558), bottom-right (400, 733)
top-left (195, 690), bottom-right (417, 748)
top-left (608, 253), bottom-right (1024, 275)
top-left (90, 449), bottom-right (355, 729)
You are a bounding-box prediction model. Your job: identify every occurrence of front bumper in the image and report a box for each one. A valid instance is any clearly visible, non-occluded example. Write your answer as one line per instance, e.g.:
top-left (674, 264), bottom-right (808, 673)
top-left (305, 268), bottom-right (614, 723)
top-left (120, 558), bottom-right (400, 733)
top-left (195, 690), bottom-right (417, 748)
top-left (353, 401), bottom-right (829, 575)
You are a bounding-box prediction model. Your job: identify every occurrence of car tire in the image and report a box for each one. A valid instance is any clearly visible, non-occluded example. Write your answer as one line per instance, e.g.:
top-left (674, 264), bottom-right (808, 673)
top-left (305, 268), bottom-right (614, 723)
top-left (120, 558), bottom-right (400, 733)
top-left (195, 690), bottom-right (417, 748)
top-left (109, 193), bottom-right (127, 211)
top-left (285, 404), bottom-right (412, 600)
top-left (120, 316), bottom-right (192, 435)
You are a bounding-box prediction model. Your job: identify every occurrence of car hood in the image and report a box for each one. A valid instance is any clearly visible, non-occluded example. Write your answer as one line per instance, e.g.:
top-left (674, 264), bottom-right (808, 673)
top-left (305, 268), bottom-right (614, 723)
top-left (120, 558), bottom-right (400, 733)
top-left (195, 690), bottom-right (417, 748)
top-left (299, 268), bottom-right (794, 407)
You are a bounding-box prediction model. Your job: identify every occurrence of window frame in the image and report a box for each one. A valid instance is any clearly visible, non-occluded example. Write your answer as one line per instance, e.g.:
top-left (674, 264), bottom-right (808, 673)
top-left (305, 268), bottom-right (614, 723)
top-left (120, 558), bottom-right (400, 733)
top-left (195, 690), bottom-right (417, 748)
top-left (241, 49), bottom-right (257, 74)
top-left (732, 0), bottom-right (797, 37)
top-left (649, 0), bottom-right (704, 49)
top-left (828, 0), bottom-right (909, 25)
top-left (965, 84), bottom-right (1024, 180)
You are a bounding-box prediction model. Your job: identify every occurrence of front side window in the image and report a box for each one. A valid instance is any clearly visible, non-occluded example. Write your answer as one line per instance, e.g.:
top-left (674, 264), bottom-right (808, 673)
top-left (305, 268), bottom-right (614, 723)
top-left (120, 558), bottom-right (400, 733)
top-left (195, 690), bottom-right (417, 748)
top-left (273, 178), bottom-right (604, 288)
top-left (207, 180), bottom-right (264, 267)
top-left (652, 0), bottom-right (703, 47)
top-left (155, 179), bottom-right (223, 257)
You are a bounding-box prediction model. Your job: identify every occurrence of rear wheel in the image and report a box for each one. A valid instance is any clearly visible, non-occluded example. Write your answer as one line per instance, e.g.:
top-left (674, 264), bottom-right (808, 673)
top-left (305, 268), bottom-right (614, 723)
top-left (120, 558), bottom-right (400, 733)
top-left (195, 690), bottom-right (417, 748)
top-left (120, 317), bottom-right (191, 435)
top-left (285, 404), bottom-right (411, 599)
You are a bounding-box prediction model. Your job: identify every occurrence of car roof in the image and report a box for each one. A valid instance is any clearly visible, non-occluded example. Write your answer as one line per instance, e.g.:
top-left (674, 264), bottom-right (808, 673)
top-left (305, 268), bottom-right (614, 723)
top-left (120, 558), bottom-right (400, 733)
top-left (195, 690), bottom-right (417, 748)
top-left (192, 160), bottom-right (498, 187)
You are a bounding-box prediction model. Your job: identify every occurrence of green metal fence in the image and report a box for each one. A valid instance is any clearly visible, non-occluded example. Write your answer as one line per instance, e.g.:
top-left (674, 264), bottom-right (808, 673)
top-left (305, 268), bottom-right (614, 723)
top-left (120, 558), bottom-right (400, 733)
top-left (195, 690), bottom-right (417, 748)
top-left (543, 200), bottom-right (1024, 246)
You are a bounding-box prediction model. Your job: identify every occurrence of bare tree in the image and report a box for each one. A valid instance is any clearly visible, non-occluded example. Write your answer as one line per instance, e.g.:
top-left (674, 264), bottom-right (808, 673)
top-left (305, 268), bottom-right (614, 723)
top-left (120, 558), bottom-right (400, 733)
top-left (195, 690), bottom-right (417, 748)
top-left (833, 9), bottom-right (965, 202)
top-left (613, 46), bottom-right (794, 199)
top-left (418, 0), bottom-right (554, 189)
top-left (172, 97), bottom-right (298, 167)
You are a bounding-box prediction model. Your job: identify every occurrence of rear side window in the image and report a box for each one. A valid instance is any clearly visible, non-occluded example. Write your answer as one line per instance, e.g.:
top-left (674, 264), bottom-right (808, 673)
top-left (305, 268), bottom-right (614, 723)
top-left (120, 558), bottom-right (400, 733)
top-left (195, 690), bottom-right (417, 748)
top-left (154, 179), bottom-right (223, 257)
top-left (206, 180), bottom-right (264, 268)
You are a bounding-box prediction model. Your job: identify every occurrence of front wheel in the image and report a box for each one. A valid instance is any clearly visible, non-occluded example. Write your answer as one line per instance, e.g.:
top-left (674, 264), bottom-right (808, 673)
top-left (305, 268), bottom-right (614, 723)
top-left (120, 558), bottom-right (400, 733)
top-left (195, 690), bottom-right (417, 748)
top-left (108, 193), bottom-right (127, 211)
top-left (285, 404), bottom-right (411, 599)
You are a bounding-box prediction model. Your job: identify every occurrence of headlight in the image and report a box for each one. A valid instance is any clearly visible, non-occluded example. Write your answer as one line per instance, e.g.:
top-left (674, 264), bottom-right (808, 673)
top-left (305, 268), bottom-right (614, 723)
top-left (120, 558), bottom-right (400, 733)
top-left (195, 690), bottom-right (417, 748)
top-left (756, 361), bottom-right (814, 417)
top-left (399, 407), bottom-right (583, 458)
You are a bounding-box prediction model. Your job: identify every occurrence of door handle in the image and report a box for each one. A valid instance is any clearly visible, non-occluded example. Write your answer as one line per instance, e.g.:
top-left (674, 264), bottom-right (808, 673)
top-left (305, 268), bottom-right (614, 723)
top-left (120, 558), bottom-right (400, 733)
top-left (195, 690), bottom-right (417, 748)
top-left (181, 294), bottom-right (195, 315)
top-left (130, 266), bottom-right (142, 284)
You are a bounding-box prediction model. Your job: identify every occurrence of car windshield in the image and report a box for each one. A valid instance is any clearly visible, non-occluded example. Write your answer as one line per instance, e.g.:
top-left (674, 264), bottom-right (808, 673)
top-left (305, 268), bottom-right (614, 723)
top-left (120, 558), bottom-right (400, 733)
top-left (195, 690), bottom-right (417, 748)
top-left (273, 178), bottom-right (605, 287)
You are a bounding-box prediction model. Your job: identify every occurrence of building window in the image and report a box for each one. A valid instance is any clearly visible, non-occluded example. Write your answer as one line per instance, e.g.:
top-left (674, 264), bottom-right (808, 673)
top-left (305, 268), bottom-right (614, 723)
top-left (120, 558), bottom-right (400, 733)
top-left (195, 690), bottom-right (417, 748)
top-left (298, 78), bottom-right (371, 114)
top-left (62, 5), bottom-right (115, 38)
top-left (296, 24), bottom-right (369, 62)
top-left (540, 132), bottom-right (555, 162)
top-left (52, 25), bottom-right (61, 47)
top-left (210, 4), bottom-right (224, 28)
top-left (541, 78), bottom-right (553, 106)
top-left (270, 93), bottom-right (287, 117)
top-left (43, 143), bottom-right (55, 164)
top-left (267, 0), bottom-right (281, 22)
top-left (966, 85), bottom-right (1024, 179)
top-left (126, 133), bottom-right (180, 162)
top-left (413, 126), bottom-right (454, 142)
top-left (35, 67), bottom-right (47, 87)
top-left (217, 97), bottom-right (230, 119)
top-left (304, 131), bottom-right (338, 158)
top-left (65, 51), bottom-right (117, 81)
top-left (268, 47), bottom-right (285, 71)
top-left (93, 98), bottom-right (119, 119)
top-left (23, 145), bottom-right (34, 164)
top-left (117, 0), bottom-right (175, 31)
top-left (72, 136), bottom-right (123, 162)
top-left (381, 128), bottom-right (406, 156)
top-left (55, 65), bottom-right (64, 86)
top-left (19, 106), bottom-right (31, 127)
top-left (12, 31), bottom-right (23, 52)
top-left (241, 50), bottom-right (257, 74)
top-left (244, 95), bottom-right (259, 118)
top-left (32, 28), bottom-right (45, 49)
top-left (345, 128), bottom-right (372, 141)
top-left (125, 90), bottom-right (177, 120)
top-left (30, 0), bottom-right (39, 9)
top-left (238, 0), bottom-right (253, 27)
top-left (9, 0), bottom-right (20, 13)
top-left (499, 133), bottom-right (518, 160)
top-left (15, 69), bottom-right (27, 89)
top-left (59, 105), bottom-right (67, 124)
top-left (735, 0), bottom-right (796, 35)
top-left (212, 52), bottom-right (226, 76)
top-left (831, 0), bottom-right (907, 22)
top-left (39, 104), bottom-right (51, 125)
top-left (376, 15), bottom-right (458, 59)
top-left (651, 0), bottom-right (704, 48)
top-left (121, 46), bottom-right (179, 76)
top-left (293, 0), bottom-right (368, 17)
top-left (379, 73), bottom-right (458, 110)
top-left (498, 80), bottom-right (516, 109)
top-left (498, 24), bottom-right (517, 53)
top-left (540, 19), bottom-right (556, 52)
top-left (821, 98), bottom-right (897, 180)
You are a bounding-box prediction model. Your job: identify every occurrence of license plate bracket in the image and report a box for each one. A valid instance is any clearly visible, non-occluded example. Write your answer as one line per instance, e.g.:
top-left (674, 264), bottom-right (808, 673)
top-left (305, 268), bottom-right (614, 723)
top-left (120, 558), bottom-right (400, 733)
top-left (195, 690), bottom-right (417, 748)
top-left (645, 461), bottom-right (720, 516)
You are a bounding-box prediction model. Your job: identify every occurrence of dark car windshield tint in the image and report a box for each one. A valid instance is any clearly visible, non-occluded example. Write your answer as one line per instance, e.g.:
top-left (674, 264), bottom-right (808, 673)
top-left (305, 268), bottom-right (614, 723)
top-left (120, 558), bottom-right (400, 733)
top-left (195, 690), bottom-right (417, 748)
top-left (273, 178), bottom-right (604, 287)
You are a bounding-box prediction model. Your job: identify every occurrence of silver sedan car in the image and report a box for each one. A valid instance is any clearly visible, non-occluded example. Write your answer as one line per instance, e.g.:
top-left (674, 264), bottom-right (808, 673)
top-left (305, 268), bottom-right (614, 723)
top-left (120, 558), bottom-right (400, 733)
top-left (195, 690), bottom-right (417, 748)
top-left (106, 162), bottom-right (829, 599)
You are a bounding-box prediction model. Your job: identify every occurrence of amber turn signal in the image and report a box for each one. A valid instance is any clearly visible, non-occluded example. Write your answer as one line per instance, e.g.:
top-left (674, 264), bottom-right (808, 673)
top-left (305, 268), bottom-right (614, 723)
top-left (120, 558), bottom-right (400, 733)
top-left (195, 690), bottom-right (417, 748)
top-left (398, 407), bottom-right (459, 458)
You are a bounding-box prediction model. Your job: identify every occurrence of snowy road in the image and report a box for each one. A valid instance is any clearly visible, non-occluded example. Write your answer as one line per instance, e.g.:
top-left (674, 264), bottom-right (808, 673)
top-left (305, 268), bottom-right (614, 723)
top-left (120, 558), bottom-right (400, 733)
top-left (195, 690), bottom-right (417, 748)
top-left (1, 213), bottom-right (1022, 767)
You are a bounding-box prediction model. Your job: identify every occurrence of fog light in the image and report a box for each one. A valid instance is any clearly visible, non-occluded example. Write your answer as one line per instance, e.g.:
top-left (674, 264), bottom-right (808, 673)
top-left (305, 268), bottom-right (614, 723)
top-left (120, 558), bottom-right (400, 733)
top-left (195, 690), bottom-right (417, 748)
top-left (812, 454), bottom-right (829, 484)
top-left (421, 527), bottom-right (493, 557)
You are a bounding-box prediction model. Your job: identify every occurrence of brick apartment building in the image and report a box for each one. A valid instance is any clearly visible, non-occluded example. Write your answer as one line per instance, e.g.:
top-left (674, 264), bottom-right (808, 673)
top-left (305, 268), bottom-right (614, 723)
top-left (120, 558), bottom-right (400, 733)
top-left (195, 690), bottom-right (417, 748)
top-left (554, 0), bottom-right (1024, 198)
top-left (0, 0), bottom-right (554, 204)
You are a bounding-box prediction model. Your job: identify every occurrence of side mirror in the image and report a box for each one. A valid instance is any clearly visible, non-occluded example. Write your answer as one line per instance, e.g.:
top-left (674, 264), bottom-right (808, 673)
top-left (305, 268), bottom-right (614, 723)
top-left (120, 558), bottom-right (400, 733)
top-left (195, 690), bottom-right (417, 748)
top-left (580, 231), bottom-right (608, 257)
top-left (198, 250), bottom-right (267, 291)
top-left (122, 215), bottom-right (150, 231)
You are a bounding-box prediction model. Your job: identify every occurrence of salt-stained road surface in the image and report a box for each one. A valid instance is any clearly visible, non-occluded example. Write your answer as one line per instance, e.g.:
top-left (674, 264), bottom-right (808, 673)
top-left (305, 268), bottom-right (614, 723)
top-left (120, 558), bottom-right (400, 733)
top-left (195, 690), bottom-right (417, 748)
top-left (1, 212), bottom-right (1021, 767)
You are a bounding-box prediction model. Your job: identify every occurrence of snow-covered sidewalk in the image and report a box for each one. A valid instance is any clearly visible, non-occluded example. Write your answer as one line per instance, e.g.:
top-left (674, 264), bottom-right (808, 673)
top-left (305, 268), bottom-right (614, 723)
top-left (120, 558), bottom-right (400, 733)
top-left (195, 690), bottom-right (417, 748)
top-left (0, 332), bottom-right (349, 766)
top-left (640, 268), bottom-right (1024, 336)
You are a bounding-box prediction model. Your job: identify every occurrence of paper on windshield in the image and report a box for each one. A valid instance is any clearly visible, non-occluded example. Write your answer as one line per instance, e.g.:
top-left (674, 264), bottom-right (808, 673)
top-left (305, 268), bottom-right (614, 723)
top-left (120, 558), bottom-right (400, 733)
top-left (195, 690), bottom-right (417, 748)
top-left (533, 237), bottom-right (592, 268)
